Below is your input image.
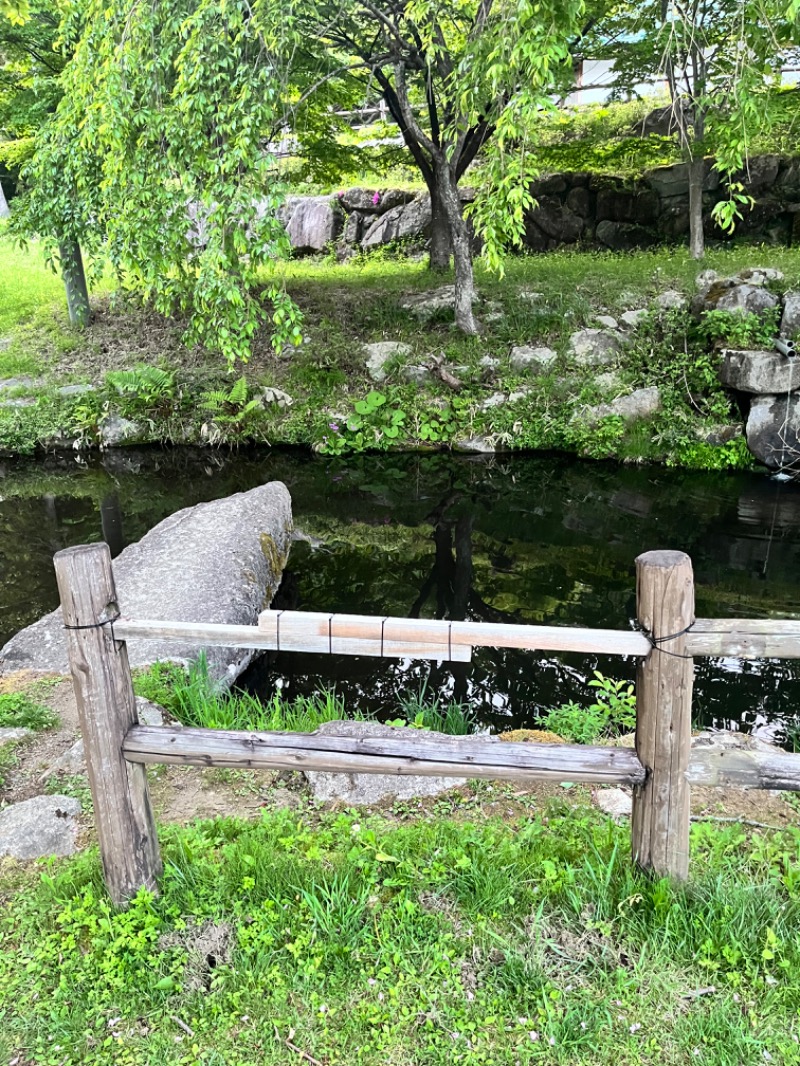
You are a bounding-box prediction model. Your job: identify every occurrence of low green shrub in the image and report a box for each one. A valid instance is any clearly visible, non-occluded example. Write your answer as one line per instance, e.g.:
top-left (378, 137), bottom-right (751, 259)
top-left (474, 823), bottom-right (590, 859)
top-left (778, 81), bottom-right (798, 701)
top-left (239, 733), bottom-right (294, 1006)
top-left (0, 691), bottom-right (58, 731)
top-left (540, 672), bottom-right (636, 744)
top-left (699, 308), bottom-right (780, 349)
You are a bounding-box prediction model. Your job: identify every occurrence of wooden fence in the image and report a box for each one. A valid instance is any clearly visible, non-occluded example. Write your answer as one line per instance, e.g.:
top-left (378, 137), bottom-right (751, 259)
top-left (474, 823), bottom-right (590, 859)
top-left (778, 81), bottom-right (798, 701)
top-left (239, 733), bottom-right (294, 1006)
top-left (53, 544), bottom-right (800, 906)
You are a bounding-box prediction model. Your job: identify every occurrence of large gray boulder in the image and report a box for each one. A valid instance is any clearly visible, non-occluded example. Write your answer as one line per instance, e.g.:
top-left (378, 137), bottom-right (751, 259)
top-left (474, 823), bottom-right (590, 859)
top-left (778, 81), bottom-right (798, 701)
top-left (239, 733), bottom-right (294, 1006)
top-left (526, 198), bottom-right (583, 244)
top-left (746, 394), bottom-right (800, 468)
top-left (0, 795), bottom-right (81, 858)
top-left (339, 188), bottom-right (414, 214)
top-left (719, 349), bottom-right (800, 394)
top-left (0, 483), bottom-right (293, 684)
top-left (716, 284), bottom-right (780, 316)
top-left (568, 329), bottom-right (622, 367)
top-left (304, 721), bottom-right (468, 805)
top-left (282, 196), bottom-right (342, 253)
top-left (361, 196), bottom-right (432, 249)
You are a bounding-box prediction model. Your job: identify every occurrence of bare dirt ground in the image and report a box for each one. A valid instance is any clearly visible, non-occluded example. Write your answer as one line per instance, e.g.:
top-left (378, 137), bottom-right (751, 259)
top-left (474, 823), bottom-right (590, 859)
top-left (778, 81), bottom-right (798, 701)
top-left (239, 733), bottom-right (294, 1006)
top-left (1, 673), bottom-right (798, 861)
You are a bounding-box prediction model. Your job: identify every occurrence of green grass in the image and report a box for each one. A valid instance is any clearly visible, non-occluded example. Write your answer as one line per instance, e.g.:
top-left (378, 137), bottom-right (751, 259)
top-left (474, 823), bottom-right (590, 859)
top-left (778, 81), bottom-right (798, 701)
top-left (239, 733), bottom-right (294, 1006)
top-left (4, 237), bottom-right (800, 466)
top-left (395, 685), bottom-right (475, 735)
top-left (133, 657), bottom-right (479, 735)
top-left (1, 804), bottom-right (799, 1064)
top-left (0, 691), bottom-right (58, 731)
top-left (0, 232), bottom-right (64, 339)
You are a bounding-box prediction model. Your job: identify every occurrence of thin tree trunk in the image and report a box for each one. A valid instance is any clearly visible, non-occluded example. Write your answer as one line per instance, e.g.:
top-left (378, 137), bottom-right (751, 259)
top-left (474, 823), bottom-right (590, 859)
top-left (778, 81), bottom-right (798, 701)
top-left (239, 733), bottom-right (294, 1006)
top-left (434, 162), bottom-right (479, 334)
top-left (0, 182), bottom-right (9, 219)
top-left (688, 157), bottom-right (705, 260)
top-left (59, 238), bottom-right (90, 327)
top-left (428, 186), bottom-right (452, 271)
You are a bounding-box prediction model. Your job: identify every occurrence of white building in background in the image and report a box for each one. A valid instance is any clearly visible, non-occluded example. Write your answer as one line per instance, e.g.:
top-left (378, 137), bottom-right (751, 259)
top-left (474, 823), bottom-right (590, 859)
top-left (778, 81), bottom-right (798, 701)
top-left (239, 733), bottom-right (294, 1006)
top-left (566, 59), bottom-right (665, 106)
top-left (567, 56), bottom-right (800, 108)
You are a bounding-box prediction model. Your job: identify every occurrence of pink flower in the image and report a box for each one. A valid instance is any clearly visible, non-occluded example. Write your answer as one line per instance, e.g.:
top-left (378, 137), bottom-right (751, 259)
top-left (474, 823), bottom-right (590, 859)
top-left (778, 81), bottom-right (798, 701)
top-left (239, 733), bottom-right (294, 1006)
top-left (372, 191), bottom-right (381, 205)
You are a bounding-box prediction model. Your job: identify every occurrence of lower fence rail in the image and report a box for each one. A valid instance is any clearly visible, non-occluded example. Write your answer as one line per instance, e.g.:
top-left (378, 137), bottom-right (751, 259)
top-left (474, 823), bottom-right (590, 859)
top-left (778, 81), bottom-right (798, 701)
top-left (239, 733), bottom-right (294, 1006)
top-left (122, 725), bottom-right (646, 784)
top-left (51, 542), bottom-right (800, 906)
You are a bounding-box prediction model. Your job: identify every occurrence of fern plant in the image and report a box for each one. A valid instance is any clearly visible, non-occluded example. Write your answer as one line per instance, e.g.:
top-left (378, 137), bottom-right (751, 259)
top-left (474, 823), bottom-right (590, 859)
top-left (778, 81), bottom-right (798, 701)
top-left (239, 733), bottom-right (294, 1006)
top-left (200, 376), bottom-right (264, 442)
top-left (106, 365), bottom-right (177, 414)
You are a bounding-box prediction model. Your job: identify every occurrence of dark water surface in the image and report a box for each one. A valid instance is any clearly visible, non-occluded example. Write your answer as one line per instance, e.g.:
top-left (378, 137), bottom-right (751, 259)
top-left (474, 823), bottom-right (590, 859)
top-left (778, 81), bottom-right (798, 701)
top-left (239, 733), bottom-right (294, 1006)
top-left (3, 447), bottom-right (800, 734)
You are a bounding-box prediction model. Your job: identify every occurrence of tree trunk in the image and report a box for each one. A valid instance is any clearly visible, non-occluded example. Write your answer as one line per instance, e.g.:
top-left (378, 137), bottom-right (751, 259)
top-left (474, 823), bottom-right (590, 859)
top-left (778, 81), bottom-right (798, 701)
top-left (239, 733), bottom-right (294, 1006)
top-left (688, 158), bottom-right (705, 260)
top-left (434, 162), bottom-right (479, 335)
top-left (59, 238), bottom-right (90, 327)
top-left (0, 182), bottom-right (9, 220)
top-left (428, 186), bottom-right (452, 271)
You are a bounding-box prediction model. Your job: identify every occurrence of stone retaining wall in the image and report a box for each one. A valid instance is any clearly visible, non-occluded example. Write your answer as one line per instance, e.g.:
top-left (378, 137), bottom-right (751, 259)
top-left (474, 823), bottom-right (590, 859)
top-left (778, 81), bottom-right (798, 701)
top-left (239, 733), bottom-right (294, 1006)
top-left (282, 154), bottom-right (800, 256)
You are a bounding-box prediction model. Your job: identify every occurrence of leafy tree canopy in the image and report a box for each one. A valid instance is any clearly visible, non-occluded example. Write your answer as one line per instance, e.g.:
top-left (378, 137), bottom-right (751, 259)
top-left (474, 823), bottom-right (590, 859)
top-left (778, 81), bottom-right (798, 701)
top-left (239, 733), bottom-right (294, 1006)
top-left (592, 0), bottom-right (799, 251)
top-left (0, 0), bottom-right (65, 175)
top-left (11, 0), bottom-right (303, 363)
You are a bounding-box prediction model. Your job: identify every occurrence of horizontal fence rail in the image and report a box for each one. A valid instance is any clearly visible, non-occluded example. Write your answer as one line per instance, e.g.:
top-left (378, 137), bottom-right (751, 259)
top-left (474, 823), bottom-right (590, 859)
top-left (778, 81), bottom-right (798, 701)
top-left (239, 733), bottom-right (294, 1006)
top-left (122, 725), bottom-right (647, 784)
top-left (51, 543), bottom-right (800, 906)
top-left (114, 613), bottom-right (800, 662)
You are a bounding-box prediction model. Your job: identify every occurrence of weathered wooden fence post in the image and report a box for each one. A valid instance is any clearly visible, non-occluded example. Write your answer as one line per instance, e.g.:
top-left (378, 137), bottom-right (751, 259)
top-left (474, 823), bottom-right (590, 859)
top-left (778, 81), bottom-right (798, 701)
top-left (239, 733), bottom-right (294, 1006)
top-left (631, 550), bottom-right (695, 880)
top-left (54, 544), bottom-right (162, 905)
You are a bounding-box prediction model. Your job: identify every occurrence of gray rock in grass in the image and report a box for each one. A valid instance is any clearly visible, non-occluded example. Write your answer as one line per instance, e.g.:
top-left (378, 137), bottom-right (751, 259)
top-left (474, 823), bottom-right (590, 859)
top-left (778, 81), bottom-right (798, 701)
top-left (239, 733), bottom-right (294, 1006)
top-left (364, 341), bottom-right (412, 383)
top-left (304, 721), bottom-right (468, 805)
top-left (509, 346), bottom-right (557, 374)
top-left (0, 795), bottom-right (82, 859)
top-left (0, 727), bottom-right (33, 745)
top-left (568, 329), bottom-right (622, 367)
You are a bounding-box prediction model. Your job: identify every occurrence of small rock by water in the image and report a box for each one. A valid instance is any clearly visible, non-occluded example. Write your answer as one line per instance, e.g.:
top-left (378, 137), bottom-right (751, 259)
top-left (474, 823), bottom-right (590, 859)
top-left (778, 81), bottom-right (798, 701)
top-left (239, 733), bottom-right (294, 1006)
top-left (364, 341), bottom-right (412, 383)
top-left (454, 435), bottom-right (501, 454)
top-left (579, 387), bottom-right (661, 427)
top-left (100, 412), bottom-right (141, 447)
top-left (746, 394), bottom-right (800, 469)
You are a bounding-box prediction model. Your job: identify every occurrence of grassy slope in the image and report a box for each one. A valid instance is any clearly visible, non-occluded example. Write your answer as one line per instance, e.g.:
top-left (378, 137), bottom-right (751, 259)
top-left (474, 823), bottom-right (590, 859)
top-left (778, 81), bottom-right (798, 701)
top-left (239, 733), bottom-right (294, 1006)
top-left (1, 801), bottom-right (799, 1065)
top-left (4, 234), bottom-right (800, 466)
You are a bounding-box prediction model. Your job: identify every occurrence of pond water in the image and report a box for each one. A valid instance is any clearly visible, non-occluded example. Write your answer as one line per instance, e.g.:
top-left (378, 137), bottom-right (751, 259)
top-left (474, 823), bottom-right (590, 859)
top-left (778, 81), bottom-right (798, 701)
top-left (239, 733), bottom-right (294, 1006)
top-left (2, 447), bottom-right (800, 735)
